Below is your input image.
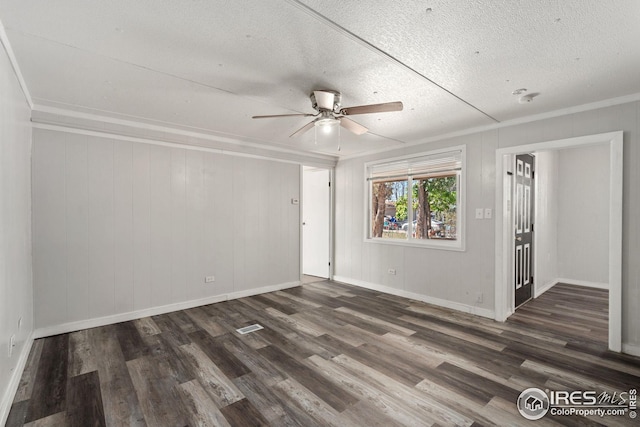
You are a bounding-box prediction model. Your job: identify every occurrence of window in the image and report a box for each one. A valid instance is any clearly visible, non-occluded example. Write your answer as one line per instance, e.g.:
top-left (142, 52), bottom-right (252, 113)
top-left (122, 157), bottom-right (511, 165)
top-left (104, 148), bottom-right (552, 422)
top-left (365, 147), bottom-right (465, 250)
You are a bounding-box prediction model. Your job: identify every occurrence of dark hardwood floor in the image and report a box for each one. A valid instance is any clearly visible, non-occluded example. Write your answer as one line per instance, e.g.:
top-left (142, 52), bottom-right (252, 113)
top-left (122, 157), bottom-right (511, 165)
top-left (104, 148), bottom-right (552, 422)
top-left (6, 282), bottom-right (639, 426)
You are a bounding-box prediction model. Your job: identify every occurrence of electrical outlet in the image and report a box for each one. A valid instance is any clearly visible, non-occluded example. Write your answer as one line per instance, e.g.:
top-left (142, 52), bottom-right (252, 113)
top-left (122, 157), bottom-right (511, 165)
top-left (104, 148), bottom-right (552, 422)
top-left (9, 335), bottom-right (15, 358)
top-left (205, 276), bottom-right (215, 283)
top-left (484, 208), bottom-right (492, 219)
top-left (388, 268), bottom-right (396, 275)
top-left (475, 208), bottom-right (484, 219)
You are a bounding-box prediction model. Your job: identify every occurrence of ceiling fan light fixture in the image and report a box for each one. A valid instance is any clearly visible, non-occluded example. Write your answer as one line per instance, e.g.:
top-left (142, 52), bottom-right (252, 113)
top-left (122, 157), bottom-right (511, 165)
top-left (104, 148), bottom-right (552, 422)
top-left (315, 116), bottom-right (339, 134)
top-left (314, 117), bottom-right (340, 149)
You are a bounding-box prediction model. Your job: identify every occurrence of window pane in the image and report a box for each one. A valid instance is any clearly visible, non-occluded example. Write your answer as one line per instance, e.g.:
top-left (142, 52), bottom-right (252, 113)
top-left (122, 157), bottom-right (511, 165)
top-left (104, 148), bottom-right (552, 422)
top-left (371, 179), bottom-right (408, 240)
top-left (411, 175), bottom-right (457, 240)
top-left (366, 147), bottom-right (464, 249)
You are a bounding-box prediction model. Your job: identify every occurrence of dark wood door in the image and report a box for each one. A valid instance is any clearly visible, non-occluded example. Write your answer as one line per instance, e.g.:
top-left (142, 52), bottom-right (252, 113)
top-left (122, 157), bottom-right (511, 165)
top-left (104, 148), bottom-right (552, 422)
top-left (515, 154), bottom-right (534, 308)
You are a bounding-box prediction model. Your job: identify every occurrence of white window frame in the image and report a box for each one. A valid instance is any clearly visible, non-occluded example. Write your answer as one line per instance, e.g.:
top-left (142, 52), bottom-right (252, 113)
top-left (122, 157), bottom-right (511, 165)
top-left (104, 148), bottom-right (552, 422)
top-left (364, 145), bottom-right (466, 251)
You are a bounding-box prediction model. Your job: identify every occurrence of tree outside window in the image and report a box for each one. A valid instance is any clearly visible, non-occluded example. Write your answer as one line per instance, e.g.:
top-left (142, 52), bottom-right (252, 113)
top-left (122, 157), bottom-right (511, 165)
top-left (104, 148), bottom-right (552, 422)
top-left (366, 148), bottom-right (464, 248)
top-left (395, 176), bottom-right (457, 239)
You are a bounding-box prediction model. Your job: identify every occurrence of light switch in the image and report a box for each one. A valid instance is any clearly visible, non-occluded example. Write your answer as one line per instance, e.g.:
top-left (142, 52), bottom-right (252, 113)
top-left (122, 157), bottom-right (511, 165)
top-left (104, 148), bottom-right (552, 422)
top-left (484, 208), bottom-right (492, 219)
top-left (475, 208), bottom-right (484, 219)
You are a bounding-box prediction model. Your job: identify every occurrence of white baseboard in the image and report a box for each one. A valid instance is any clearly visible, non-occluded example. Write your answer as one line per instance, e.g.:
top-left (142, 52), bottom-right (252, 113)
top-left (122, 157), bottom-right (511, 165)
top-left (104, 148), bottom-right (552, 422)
top-left (534, 280), bottom-right (557, 298)
top-left (332, 276), bottom-right (495, 319)
top-left (622, 343), bottom-right (640, 357)
top-left (535, 278), bottom-right (608, 299)
top-left (33, 281), bottom-right (300, 339)
top-left (225, 281), bottom-right (299, 300)
top-left (555, 278), bottom-right (609, 290)
top-left (1, 331), bottom-right (34, 427)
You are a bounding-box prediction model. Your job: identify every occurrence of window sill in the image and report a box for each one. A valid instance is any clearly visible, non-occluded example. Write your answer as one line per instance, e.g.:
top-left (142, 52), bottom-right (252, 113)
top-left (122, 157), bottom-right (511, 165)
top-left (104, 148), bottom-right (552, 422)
top-left (364, 237), bottom-right (466, 252)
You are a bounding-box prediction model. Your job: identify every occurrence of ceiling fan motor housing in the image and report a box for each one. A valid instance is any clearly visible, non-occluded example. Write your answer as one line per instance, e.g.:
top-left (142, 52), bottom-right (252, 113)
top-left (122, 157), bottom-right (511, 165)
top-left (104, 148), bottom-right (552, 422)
top-left (311, 90), bottom-right (342, 113)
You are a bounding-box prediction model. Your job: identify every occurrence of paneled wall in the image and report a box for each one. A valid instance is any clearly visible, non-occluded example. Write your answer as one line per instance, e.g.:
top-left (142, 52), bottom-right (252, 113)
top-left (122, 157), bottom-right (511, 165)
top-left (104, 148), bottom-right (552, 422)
top-left (334, 101), bottom-right (640, 348)
top-left (532, 150), bottom-right (559, 294)
top-left (0, 41), bottom-right (33, 422)
top-left (32, 129), bottom-right (301, 330)
top-left (533, 145), bottom-right (610, 293)
top-left (335, 131), bottom-right (498, 316)
top-left (557, 144), bottom-right (610, 284)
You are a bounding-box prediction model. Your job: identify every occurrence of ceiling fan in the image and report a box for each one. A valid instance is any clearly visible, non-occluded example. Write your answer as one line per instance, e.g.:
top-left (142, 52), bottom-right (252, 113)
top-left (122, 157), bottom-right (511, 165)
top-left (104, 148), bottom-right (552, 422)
top-left (252, 90), bottom-right (403, 137)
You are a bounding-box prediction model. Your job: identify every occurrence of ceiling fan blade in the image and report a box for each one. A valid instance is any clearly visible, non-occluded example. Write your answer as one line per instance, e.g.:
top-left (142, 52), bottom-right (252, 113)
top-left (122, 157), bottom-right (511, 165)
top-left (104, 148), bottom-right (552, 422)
top-left (252, 113), bottom-right (315, 119)
top-left (339, 117), bottom-right (368, 135)
top-left (289, 120), bottom-right (316, 138)
top-left (340, 101), bottom-right (403, 116)
top-left (313, 90), bottom-right (336, 110)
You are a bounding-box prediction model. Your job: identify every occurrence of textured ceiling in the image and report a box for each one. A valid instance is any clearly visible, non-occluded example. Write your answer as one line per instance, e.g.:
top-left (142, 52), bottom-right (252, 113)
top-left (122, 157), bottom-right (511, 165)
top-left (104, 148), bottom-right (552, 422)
top-left (1, 0), bottom-right (639, 158)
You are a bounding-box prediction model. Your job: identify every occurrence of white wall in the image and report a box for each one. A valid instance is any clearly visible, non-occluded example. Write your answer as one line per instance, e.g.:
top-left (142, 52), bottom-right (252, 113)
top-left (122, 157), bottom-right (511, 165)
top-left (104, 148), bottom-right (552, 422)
top-left (533, 150), bottom-right (559, 295)
top-left (31, 129), bottom-right (301, 331)
top-left (0, 37), bottom-right (33, 424)
top-left (334, 100), bottom-right (640, 349)
top-left (335, 132), bottom-right (497, 317)
top-left (533, 145), bottom-right (610, 297)
top-left (557, 144), bottom-right (610, 285)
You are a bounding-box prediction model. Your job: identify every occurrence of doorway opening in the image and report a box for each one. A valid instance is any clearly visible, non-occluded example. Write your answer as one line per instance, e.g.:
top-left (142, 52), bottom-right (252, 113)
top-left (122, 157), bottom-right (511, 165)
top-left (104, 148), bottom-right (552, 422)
top-left (495, 131), bottom-right (623, 352)
top-left (508, 284), bottom-right (609, 349)
top-left (302, 166), bottom-right (332, 280)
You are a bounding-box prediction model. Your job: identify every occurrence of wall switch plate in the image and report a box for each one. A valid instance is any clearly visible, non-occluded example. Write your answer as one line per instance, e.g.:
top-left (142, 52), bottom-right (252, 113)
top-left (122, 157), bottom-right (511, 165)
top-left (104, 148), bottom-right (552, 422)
top-left (484, 208), bottom-right (492, 219)
top-left (475, 208), bottom-right (484, 219)
top-left (9, 335), bottom-right (15, 357)
top-left (205, 276), bottom-right (215, 283)
top-left (388, 268), bottom-right (396, 275)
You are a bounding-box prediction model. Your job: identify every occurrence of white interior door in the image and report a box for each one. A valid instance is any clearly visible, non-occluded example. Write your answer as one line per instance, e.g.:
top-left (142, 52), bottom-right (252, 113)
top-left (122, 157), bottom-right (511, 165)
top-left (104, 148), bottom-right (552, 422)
top-left (303, 167), bottom-right (330, 278)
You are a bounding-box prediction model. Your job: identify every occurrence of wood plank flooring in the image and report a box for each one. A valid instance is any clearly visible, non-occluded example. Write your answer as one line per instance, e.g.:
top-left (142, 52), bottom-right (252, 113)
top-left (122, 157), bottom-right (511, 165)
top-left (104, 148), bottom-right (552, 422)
top-left (6, 282), bottom-right (639, 426)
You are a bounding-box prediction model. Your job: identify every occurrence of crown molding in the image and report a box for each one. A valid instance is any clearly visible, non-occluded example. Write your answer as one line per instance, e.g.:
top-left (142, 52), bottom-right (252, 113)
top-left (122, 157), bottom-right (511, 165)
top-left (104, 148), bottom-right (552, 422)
top-left (0, 19), bottom-right (33, 108)
top-left (31, 104), bottom-right (338, 168)
top-left (339, 92), bottom-right (640, 161)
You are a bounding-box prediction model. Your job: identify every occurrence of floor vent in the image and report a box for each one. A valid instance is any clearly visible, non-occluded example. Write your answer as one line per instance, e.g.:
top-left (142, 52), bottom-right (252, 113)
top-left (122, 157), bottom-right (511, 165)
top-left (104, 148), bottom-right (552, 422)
top-left (236, 324), bottom-right (264, 335)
